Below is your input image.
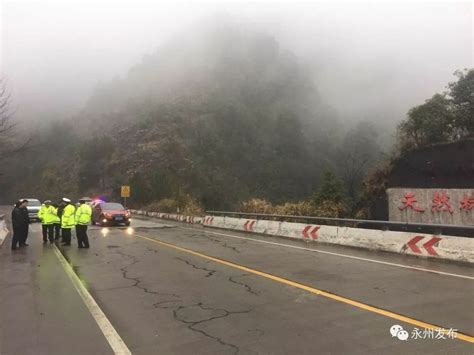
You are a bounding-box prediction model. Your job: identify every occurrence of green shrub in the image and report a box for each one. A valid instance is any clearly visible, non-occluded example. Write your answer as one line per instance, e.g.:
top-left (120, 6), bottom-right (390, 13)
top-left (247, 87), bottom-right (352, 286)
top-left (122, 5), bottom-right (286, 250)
top-left (144, 198), bottom-right (178, 213)
top-left (239, 198), bottom-right (274, 213)
top-left (144, 195), bottom-right (204, 215)
top-left (274, 201), bottom-right (316, 216)
top-left (313, 200), bottom-right (349, 218)
top-left (180, 195), bottom-right (205, 216)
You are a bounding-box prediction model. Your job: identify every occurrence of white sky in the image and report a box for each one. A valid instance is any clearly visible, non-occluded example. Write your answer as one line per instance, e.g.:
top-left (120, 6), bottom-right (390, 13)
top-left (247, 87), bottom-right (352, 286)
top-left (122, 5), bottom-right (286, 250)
top-left (1, 0), bottom-right (472, 123)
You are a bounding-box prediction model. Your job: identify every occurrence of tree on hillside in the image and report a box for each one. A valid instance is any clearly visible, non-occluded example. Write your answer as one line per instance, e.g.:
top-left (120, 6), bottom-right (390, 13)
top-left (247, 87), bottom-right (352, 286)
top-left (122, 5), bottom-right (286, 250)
top-left (312, 170), bottom-right (348, 218)
top-left (398, 93), bottom-right (454, 150)
top-left (0, 78), bottom-right (27, 162)
top-left (313, 170), bottom-right (344, 205)
top-left (340, 121), bottom-right (382, 204)
top-left (448, 69), bottom-right (474, 136)
top-left (397, 69), bottom-right (473, 150)
top-left (78, 136), bottom-right (115, 192)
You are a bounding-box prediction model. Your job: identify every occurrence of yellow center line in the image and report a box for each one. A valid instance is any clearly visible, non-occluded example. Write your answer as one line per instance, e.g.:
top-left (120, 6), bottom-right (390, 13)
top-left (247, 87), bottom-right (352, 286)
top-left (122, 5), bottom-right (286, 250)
top-left (133, 232), bottom-right (474, 344)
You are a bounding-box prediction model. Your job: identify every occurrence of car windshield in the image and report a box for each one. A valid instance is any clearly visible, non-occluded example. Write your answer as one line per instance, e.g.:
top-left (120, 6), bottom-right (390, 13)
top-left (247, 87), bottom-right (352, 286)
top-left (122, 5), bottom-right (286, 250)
top-left (102, 203), bottom-right (125, 210)
top-left (27, 200), bottom-right (41, 206)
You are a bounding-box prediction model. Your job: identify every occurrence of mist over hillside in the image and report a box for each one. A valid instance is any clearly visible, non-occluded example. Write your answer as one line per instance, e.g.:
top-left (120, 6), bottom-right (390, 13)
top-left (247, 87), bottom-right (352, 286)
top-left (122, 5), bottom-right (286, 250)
top-left (3, 2), bottom-right (471, 130)
top-left (1, 3), bottom-right (471, 215)
top-left (0, 21), bottom-right (384, 210)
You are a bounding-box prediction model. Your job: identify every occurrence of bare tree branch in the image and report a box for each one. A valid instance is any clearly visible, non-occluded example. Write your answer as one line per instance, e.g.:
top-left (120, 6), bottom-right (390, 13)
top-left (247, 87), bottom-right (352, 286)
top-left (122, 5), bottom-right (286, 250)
top-left (0, 77), bottom-right (27, 161)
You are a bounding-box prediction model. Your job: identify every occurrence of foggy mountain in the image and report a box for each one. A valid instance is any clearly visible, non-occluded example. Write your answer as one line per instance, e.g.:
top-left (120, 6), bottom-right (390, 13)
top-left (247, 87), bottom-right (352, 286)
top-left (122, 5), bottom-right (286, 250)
top-left (0, 21), bottom-right (383, 210)
top-left (1, 3), bottom-right (471, 214)
top-left (3, 2), bottom-right (471, 130)
top-left (78, 22), bottom-right (344, 207)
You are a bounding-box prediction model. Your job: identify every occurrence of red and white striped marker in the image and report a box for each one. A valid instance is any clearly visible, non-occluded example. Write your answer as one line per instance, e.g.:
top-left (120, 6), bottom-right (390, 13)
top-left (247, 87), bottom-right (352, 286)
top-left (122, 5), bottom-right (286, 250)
top-left (244, 220), bottom-right (256, 232)
top-left (204, 217), bottom-right (214, 225)
top-left (302, 225), bottom-right (320, 239)
top-left (406, 235), bottom-right (442, 256)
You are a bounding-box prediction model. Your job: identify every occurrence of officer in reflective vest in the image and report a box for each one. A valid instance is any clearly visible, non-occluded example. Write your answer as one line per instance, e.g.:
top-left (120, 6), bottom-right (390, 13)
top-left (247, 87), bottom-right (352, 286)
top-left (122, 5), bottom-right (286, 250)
top-left (38, 200), bottom-right (56, 244)
top-left (75, 199), bottom-right (92, 248)
top-left (61, 198), bottom-right (76, 246)
top-left (52, 203), bottom-right (61, 241)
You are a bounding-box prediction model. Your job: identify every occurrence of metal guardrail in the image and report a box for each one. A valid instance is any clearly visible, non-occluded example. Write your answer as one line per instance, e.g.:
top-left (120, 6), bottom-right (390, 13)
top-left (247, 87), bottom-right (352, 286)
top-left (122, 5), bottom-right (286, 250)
top-left (206, 211), bottom-right (474, 238)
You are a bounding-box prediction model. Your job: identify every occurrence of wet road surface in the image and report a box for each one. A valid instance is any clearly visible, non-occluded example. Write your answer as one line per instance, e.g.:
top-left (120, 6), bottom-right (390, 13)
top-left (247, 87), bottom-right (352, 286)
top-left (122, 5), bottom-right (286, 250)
top-left (1, 212), bottom-right (473, 354)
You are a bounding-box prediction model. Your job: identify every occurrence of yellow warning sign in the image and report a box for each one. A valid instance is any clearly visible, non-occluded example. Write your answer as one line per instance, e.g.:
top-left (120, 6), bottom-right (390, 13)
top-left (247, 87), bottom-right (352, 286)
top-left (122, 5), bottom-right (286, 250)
top-left (121, 185), bottom-right (130, 198)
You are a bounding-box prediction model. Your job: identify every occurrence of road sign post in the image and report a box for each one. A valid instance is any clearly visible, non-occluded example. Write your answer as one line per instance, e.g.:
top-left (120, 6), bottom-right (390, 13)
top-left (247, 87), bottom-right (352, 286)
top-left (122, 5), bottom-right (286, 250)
top-left (121, 185), bottom-right (130, 207)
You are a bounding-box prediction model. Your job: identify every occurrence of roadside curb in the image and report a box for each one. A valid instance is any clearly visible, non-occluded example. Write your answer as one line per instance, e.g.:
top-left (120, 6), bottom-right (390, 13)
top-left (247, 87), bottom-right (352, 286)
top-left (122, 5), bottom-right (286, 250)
top-left (130, 210), bottom-right (202, 225)
top-left (132, 210), bottom-right (474, 264)
top-left (203, 216), bottom-right (474, 264)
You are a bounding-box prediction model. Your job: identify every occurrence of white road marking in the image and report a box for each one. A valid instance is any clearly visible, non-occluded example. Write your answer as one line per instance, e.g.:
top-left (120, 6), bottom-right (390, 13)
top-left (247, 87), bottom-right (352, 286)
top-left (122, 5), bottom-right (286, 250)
top-left (179, 226), bottom-right (474, 280)
top-left (53, 245), bottom-right (131, 355)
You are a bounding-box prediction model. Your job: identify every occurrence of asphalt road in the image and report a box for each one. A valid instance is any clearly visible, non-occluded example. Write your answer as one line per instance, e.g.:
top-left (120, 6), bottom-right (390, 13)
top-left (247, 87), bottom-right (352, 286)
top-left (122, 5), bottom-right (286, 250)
top-left (1, 211), bottom-right (473, 354)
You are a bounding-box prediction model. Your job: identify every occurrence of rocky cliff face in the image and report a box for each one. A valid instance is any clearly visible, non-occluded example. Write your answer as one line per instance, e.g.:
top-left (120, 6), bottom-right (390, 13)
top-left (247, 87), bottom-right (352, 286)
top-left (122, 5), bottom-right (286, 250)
top-left (369, 139), bottom-right (474, 221)
top-left (388, 139), bottom-right (474, 189)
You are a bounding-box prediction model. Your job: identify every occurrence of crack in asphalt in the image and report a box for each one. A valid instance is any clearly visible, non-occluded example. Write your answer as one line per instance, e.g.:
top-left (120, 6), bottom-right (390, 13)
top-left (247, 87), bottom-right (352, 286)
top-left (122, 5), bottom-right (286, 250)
top-left (228, 274), bottom-right (259, 296)
top-left (192, 233), bottom-right (241, 253)
top-left (173, 302), bottom-right (252, 355)
top-left (153, 299), bottom-right (183, 309)
top-left (175, 257), bottom-right (216, 278)
top-left (249, 328), bottom-right (265, 337)
top-left (112, 250), bottom-right (259, 353)
top-left (116, 250), bottom-right (180, 299)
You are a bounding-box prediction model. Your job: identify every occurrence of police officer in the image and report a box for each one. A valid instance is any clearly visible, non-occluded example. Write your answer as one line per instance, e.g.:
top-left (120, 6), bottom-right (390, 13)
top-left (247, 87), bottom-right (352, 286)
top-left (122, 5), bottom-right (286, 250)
top-left (11, 200), bottom-right (28, 250)
top-left (52, 202), bottom-right (61, 240)
top-left (19, 199), bottom-right (30, 246)
top-left (75, 199), bottom-right (92, 248)
top-left (61, 198), bottom-right (75, 246)
top-left (38, 200), bottom-right (56, 244)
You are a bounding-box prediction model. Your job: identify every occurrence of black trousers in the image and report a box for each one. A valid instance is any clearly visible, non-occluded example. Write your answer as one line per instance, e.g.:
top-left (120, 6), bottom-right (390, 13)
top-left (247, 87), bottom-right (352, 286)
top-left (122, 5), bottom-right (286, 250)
top-left (76, 224), bottom-right (89, 248)
top-left (20, 226), bottom-right (29, 246)
top-left (54, 224), bottom-right (61, 240)
top-left (42, 224), bottom-right (54, 242)
top-left (62, 228), bottom-right (72, 245)
top-left (11, 227), bottom-right (21, 249)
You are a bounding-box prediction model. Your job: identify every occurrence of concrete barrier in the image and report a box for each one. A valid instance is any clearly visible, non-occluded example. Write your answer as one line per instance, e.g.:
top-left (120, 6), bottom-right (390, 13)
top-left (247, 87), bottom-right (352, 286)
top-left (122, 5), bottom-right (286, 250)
top-left (254, 220), bottom-right (282, 236)
top-left (202, 216), bottom-right (474, 263)
top-left (0, 215), bottom-right (8, 247)
top-left (203, 216), bottom-right (224, 228)
top-left (132, 210), bottom-right (203, 225)
top-left (130, 210), bottom-right (474, 263)
top-left (222, 217), bottom-right (240, 230)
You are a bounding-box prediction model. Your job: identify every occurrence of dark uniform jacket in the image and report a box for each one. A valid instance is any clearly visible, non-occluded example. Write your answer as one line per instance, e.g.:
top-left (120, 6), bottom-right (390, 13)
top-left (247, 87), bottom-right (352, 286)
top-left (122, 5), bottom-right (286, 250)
top-left (57, 203), bottom-right (65, 222)
top-left (12, 206), bottom-right (29, 230)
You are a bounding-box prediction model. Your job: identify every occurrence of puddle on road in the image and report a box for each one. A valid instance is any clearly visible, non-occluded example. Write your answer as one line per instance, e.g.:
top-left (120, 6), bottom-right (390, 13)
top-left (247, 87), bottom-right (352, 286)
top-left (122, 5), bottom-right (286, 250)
top-left (107, 245), bottom-right (120, 249)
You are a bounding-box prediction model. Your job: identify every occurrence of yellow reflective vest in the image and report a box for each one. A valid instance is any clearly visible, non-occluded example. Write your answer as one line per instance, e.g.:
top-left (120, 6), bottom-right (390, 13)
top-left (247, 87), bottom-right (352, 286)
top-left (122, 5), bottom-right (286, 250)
top-left (61, 204), bottom-right (76, 229)
top-left (75, 204), bottom-right (92, 225)
top-left (52, 207), bottom-right (61, 224)
top-left (38, 205), bottom-right (57, 225)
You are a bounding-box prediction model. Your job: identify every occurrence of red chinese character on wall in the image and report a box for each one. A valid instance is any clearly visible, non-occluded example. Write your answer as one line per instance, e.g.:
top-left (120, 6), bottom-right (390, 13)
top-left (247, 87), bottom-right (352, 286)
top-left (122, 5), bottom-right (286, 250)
top-left (460, 193), bottom-right (474, 211)
top-left (431, 191), bottom-right (454, 214)
top-left (399, 192), bottom-right (425, 212)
